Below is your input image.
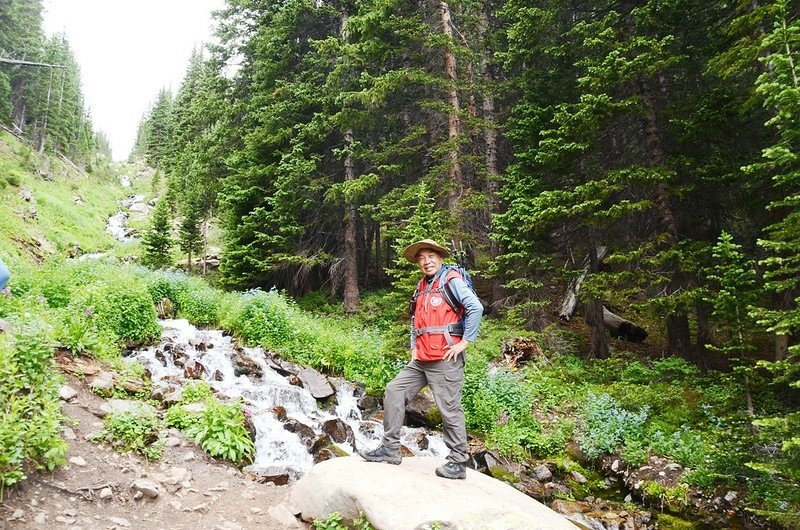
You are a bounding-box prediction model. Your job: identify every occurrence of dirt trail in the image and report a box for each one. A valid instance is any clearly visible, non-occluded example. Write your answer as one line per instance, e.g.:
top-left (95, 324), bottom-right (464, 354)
top-left (0, 373), bottom-right (311, 530)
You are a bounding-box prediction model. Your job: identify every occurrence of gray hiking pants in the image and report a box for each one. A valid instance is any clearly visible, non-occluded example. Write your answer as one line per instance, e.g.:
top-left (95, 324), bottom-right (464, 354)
top-left (381, 357), bottom-right (468, 464)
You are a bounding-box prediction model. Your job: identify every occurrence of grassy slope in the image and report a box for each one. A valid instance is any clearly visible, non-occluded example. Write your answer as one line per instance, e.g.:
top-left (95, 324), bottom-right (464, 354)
top-left (0, 130), bottom-right (146, 269)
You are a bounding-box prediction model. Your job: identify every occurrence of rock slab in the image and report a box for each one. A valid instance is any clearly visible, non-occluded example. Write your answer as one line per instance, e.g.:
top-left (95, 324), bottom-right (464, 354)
top-left (288, 456), bottom-right (580, 530)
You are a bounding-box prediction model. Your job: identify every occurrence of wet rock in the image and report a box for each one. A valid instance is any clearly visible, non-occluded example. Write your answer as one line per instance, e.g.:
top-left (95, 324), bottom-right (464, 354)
top-left (516, 477), bottom-right (545, 501)
top-left (405, 387), bottom-right (440, 428)
top-left (249, 466), bottom-right (291, 486)
top-left (273, 406), bottom-right (287, 421)
top-left (183, 359), bottom-right (206, 379)
top-left (212, 369), bottom-right (224, 381)
top-left (297, 367), bottom-right (334, 399)
top-left (357, 395), bottom-right (381, 415)
top-left (484, 452), bottom-right (525, 481)
top-left (415, 430), bottom-right (429, 451)
top-left (283, 418), bottom-right (316, 450)
top-left (155, 349), bottom-right (168, 366)
top-left (321, 418), bottom-right (355, 449)
top-left (531, 463), bottom-right (553, 482)
top-left (232, 348), bottom-right (263, 378)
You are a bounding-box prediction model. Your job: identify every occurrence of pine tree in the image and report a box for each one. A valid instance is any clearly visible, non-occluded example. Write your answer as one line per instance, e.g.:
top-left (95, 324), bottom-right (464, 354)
top-left (141, 199), bottom-right (173, 269)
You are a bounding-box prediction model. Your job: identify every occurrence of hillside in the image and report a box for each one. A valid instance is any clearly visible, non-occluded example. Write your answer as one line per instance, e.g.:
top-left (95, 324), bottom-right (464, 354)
top-left (0, 129), bottom-right (143, 268)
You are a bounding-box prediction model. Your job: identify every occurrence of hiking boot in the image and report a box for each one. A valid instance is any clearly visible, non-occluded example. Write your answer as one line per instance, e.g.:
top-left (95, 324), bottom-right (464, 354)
top-left (358, 445), bottom-right (401, 465)
top-left (435, 461), bottom-right (466, 480)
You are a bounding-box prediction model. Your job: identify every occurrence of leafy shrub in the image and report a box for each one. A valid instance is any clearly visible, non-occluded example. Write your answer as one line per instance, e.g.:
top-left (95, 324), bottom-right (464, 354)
top-left (166, 395), bottom-right (254, 465)
top-left (82, 279), bottom-right (160, 342)
top-left (176, 282), bottom-right (222, 326)
top-left (56, 307), bottom-right (100, 354)
top-left (650, 426), bottom-right (707, 468)
top-left (313, 512), bottom-right (374, 530)
top-left (222, 289), bottom-right (294, 349)
top-left (182, 381), bottom-right (214, 403)
top-left (12, 324), bottom-right (54, 387)
top-left (0, 332), bottom-right (67, 493)
top-left (577, 392), bottom-right (649, 460)
top-left (100, 411), bottom-right (164, 460)
top-left (191, 398), bottom-right (254, 465)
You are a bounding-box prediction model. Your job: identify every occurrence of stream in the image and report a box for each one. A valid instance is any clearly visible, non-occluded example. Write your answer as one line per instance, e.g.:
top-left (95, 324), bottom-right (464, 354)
top-left (127, 319), bottom-right (447, 480)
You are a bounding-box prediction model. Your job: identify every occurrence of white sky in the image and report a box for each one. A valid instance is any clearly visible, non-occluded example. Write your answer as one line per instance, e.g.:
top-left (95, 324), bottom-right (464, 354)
top-left (42, 0), bottom-right (226, 160)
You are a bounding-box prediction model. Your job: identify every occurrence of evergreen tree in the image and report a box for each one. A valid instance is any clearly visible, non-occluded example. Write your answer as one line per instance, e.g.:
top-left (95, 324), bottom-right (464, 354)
top-left (141, 198), bottom-right (173, 269)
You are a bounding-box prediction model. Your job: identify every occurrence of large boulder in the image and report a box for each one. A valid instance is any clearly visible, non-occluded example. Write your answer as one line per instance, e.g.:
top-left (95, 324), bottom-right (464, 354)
top-left (288, 456), bottom-right (580, 530)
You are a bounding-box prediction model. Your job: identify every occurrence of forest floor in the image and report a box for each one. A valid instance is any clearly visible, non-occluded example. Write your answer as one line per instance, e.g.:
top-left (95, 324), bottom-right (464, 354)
top-left (0, 369), bottom-right (310, 530)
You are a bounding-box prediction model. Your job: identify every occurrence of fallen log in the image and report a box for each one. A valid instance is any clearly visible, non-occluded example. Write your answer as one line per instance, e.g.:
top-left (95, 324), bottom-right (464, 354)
top-left (603, 307), bottom-right (648, 342)
top-left (558, 246), bottom-right (608, 321)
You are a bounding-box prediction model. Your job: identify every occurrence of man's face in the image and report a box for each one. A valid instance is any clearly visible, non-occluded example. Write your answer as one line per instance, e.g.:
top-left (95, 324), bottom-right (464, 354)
top-left (416, 249), bottom-right (443, 276)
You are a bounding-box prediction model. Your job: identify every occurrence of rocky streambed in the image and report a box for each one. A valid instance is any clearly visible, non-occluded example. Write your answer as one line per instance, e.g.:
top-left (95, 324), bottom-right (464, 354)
top-left (70, 318), bottom-right (764, 530)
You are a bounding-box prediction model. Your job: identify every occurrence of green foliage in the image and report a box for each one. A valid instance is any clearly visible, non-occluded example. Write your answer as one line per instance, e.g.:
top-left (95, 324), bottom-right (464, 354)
top-left (649, 426), bottom-right (707, 468)
top-left (100, 411), bottom-right (164, 460)
top-left (141, 198), bottom-right (173, 269)
top-left (312, 512), bottom-right (373, 530)
top-left (165, 387), bottom-right (253, 466)
top-left (577, 392), bottom-right (649, 461)
top-left (181, 381), bottom-right (214, 403)
top-left (10, 324), bottom-right (54, 387)
top-left (82, 276), bottom-right (160, 343)
top-left (56, 306), bottom-right (100, 355)
top-left (190, 398), bottom-right (254, 465)
top-left (0, 330), bottom-right (67, 494)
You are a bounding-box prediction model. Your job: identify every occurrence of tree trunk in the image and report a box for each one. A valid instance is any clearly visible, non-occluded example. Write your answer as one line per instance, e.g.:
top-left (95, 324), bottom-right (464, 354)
top-left (639, 78), bottom-right (691, 358)
top-left (343, 128), bottom-right (360, 314)
top-left (187, 248), bottom-right (193, 273)
top-left (37, 68), bottom-right (54, 153)
top-left (12, 77), bottom-right (26, 131)
top-left (667, 314), bottom-right (691, 359)
top-left (480, 8), bottom-right (502, 307)
top-left (439, 1), bottom-right (463, 220)
top-left (585, 234), bottom-right (608, 358)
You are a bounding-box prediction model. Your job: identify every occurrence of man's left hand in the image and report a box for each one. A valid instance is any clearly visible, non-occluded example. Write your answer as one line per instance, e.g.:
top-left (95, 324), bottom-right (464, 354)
top-left (443, 340), bottom-right (469, 362)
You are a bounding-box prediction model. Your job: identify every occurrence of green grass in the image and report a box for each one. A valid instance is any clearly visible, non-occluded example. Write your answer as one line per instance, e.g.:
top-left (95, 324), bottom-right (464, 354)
top-left (0, 131), bottom-right (128, 265)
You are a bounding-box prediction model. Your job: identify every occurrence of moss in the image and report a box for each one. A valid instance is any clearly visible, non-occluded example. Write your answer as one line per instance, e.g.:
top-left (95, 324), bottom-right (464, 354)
top-left (488, 466), bottom-right (520, 485)
top-left (653, 513), bottom-right (699, 530)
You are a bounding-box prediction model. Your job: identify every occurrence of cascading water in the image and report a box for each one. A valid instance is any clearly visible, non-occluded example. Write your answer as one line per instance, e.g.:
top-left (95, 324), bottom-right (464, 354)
top-left (129, 319), bottom-right (447, 479)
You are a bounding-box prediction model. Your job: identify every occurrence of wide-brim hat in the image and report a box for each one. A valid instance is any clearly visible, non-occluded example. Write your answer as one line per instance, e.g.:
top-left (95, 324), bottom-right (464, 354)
top-left (403, 239), bottom-right (450, 263)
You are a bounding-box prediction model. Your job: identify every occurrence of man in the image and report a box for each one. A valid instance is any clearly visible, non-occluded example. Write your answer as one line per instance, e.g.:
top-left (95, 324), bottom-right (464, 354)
top-left (359, 239), bottom-right (483, 479)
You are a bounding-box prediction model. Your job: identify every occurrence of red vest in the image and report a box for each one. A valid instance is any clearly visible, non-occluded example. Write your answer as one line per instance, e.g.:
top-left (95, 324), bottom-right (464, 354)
top-left (413, 269), bottom-right (463, 361)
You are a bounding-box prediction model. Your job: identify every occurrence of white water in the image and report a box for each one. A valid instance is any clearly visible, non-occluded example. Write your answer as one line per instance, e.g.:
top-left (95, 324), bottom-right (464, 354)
top-left (107, 194), bottom-right (146, 242)
top-left (129, 319), bottom-right (447, 476)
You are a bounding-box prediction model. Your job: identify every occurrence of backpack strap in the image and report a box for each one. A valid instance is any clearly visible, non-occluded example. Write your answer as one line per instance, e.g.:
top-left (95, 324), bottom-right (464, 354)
top-left (440, 267), bottom-right (464, 314)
